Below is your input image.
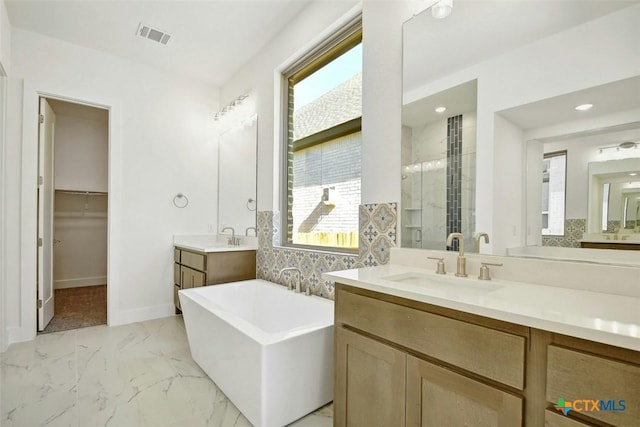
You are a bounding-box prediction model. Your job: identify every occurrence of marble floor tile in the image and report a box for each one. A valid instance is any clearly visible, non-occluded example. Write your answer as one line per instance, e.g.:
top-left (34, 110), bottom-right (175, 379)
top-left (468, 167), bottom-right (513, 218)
top-left (1, 316), bottom-right (334, 427)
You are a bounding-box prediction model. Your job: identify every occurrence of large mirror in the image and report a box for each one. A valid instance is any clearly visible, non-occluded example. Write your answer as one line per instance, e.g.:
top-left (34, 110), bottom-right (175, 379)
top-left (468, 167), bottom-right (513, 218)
top-left (402, 0), bottom-right (640, 260)
top-left (217, 118), bottom-right (258, 236)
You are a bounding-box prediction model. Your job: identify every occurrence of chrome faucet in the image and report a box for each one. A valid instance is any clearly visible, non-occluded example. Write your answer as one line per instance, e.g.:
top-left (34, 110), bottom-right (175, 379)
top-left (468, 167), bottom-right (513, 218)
top-left (446, 232), bottom-right (467, 277)
top-left (221, 226), bottom-right (238, 246)
top-left (474, 232), bottom-right (489, 253)
top-left (279, 267), bottom-right (302, 293)
top-left (245, 226), bottom-right (257, 236)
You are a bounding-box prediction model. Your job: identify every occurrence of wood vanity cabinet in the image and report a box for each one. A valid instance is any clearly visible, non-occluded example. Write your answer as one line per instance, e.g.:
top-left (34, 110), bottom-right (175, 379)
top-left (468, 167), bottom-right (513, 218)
top-left (173, 246), bottom-right (256, 312)
top-left (334, 283), bottom-right (640, 427)
top-left (580, 241), bottom-right (640, 250)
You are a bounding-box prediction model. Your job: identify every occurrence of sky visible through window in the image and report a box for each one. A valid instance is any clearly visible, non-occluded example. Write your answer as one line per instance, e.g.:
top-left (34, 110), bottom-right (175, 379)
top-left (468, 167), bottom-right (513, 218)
top-left (294, 43), bottom-right (362, 111)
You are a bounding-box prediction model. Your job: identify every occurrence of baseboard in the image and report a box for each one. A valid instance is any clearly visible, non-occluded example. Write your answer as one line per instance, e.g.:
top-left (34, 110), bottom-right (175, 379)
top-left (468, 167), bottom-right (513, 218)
top-left (6, 325), bottom-right (36, 349)
top-left (110, 303), bottom-right (175, 327)
top-left (54, 276), bottom-right (107, 289)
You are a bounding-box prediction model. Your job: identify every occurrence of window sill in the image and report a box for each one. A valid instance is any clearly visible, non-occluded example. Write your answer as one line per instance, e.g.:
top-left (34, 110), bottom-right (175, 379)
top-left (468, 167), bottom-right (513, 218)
top-left (274, 243), bottom-right (358, 256)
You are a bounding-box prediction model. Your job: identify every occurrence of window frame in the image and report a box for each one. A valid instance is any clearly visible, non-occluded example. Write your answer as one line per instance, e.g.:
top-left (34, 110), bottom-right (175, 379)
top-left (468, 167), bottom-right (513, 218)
top-left (280, 18), bottom-right (362, 253)
top-left (541, 150), bottom-right (568, 237)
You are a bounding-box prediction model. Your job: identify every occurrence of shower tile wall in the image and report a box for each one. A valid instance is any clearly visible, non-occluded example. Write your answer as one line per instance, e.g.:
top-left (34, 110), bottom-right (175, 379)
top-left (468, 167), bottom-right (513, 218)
top-left (256, 202), bottom-right (397, 300)
top-left (401, 113), bottom-right (476, 250)
top-left (446, 115), bottom-right (462, 251)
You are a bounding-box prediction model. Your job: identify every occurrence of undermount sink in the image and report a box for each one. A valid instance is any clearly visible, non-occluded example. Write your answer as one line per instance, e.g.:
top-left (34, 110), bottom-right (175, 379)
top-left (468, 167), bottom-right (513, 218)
top-left (381, 272), bottom-right (503, 295)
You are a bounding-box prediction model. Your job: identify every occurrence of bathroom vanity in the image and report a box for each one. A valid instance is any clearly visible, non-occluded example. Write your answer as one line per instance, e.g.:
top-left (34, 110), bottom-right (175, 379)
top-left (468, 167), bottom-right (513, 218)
top-left (579, 233), bottom-right (640, 251)
top-left (325, 265), bottom-right (640, 427)
top-left (173, 235), bottom-right (256, 313)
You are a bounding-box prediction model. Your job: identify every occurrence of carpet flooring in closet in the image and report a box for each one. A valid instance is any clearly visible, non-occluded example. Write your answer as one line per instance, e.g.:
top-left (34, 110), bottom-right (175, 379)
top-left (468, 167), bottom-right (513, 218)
top-left (41, 285), bottom-right (107, 334)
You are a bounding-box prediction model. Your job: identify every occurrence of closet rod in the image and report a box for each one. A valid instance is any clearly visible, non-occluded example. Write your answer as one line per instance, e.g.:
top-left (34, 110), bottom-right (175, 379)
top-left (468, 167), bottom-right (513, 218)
top-left (55, 190), bottom-right (108, 196)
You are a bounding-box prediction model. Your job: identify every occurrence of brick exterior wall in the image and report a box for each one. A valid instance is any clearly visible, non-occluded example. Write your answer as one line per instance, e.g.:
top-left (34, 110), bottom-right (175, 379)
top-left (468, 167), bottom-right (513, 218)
top-left (292, 132), bottom-right (361, 239)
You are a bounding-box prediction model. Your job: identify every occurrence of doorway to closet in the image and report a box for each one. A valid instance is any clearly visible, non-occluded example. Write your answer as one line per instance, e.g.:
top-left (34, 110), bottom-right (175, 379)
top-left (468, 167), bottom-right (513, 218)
top-left (37, 97), bottom-right (109, 334)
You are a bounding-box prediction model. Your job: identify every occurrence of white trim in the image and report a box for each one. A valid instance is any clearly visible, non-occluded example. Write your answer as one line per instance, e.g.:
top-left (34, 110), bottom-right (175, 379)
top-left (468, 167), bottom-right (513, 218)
top-left (16, 80), bottom-right (121, 346)
top-left (0, 64), bottom-right (7, 352)
top-left (112, 304), bottom-right (175, 327)
top-left (275, 3), bottom-right (363, 75)
top-left (54, 277), bottom-right (107, 289)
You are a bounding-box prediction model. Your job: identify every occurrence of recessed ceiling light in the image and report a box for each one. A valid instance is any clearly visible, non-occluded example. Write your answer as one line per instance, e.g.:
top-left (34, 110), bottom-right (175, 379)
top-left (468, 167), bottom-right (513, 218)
top-left (575, 103), bottom-right (593, 111)
top-left (630, 173), bottom-right (638, 176)
top-left (435, 106), bottom-right (447, 113)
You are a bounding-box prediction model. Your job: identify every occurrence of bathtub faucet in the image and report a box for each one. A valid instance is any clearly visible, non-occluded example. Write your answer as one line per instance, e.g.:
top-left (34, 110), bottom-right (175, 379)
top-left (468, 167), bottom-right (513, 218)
top-left (279, 267), bottom-right (302, 293)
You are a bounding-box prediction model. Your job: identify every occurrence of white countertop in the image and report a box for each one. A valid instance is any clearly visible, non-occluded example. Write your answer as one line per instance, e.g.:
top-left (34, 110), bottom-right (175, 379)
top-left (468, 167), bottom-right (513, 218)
top-left (173, 234), bottom-right (257, 253)
top-left (323, 265), bottom-right (640, 351)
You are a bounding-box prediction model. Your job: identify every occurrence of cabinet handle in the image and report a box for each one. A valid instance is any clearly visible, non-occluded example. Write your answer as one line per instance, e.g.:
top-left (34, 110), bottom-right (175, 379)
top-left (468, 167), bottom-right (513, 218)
top-left (181, 270), bottom-right (184, 285)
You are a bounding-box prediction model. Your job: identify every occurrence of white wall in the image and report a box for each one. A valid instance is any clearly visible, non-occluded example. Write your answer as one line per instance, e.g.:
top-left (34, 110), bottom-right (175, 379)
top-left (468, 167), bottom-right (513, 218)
top-left (54, 113), bottom-right (108, 192)
top-left (219, 0), bottom-right (416, 213)
top-left (219, 1), bottom-right (360, 213)
top-left (54, 192), bottom-right (108, 289)
top-left (53, 111), bottom-right (109, 289)
top-left (0, 0), bottom-right (10, 73)
top-left (4, 28), bottom-right (219, 344)
top-left (493, 114), bottom-right (525, 251)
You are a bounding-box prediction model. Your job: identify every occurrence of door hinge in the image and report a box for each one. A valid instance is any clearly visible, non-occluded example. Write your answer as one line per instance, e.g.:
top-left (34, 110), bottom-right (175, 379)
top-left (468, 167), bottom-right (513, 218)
top-left (38, 176), bottom-right (44, 186)
top-left (39, 114), bottom-right (44, 124)
top-left (38, 237), bottom-right (43, 247)
top-left (38, 299), bottom-right (43, 309)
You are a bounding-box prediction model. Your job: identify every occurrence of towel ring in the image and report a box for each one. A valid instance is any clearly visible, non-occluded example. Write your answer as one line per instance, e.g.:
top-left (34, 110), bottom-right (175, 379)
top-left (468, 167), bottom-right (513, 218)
top-left (246, 198), bottom-right (256, 211)
top-left (173, 193), bottom-right (189, 208)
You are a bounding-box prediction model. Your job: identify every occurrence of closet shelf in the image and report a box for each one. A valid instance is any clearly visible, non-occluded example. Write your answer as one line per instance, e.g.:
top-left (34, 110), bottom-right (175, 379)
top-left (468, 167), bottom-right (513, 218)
top-left (56, 189), bottom-right (108, 196)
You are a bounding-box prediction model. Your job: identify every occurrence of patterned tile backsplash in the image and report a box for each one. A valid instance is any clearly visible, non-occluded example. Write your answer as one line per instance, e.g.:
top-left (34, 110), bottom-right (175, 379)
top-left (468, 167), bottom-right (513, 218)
top-left (256, 202), bottom-right (397, 300)
top-left (542, 218), bottom-right (586, 248)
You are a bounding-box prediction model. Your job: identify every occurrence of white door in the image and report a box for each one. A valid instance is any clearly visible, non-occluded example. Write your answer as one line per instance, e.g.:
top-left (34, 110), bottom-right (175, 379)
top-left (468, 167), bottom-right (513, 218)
top-left (37, 97), bottom-right (56, 331)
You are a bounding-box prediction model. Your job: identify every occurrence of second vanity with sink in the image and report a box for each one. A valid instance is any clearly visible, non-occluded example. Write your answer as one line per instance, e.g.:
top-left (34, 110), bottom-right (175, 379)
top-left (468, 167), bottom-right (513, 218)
top-left (173, 234), bottom-right (256, 312)
top-left (324, 248), bottom-right (640, 427)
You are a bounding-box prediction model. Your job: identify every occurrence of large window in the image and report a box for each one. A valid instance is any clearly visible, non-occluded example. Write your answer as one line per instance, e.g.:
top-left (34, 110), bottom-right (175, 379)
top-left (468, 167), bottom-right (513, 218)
top-left (282, 21), bottom-right (362, 251)
top-left (541, 151), bottom-right (567, 236)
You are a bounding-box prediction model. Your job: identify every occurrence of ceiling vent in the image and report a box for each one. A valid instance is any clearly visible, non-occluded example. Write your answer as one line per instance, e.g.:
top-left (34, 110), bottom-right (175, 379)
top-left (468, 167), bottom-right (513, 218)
top-left (137, 23), bottom-right (171, 45)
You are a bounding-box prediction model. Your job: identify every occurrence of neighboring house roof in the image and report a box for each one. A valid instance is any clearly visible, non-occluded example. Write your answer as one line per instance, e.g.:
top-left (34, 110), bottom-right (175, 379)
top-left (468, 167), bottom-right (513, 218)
top-left (293, 73), bottom-right (362, 141)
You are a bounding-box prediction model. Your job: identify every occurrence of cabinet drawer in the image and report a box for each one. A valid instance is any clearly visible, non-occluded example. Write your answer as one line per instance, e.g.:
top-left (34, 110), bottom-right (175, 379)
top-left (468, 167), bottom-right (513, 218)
top-left (207, 250), bottom-right (256, 284)
top-left (174, 284), bottom-right (181, 311)
top-left (336, 289), bottom-right (525, 389)
top-left (546, 345), bottom-right (640, 426)
top-left (174, 263), bottom-right (181, 285)
top-left (181, 250), bottom-right (206, 271)
top-left (544, 410), bottom-right (591, 427)
top-left (174, 248), bottom-right (181, 263)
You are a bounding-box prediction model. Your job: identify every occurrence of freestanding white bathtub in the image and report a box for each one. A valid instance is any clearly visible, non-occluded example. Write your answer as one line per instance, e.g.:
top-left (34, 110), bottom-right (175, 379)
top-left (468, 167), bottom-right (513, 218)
top-left (179, 279), bottom-right (334, 427)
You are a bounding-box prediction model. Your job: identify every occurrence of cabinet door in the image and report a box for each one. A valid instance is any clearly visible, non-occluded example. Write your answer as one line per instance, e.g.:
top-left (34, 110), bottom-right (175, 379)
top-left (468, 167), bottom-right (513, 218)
top-left (545, 410), bottom-right (593, 427)
top-left (181, 266), bottom-right (205, 289)
top-left (174, 263), bottom-right (181, 286)
top-left (335, 327), bottom-right (406, 427)
top-left (406, 355), bottom-right (522, 427)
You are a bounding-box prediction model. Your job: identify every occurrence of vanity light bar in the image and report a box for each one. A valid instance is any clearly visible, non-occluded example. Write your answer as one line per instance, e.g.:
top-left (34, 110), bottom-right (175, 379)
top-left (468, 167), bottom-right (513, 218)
top-left (214, 94), bottom-right (249, 121)
top-left (598, 141), bottom-right (638, 154)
